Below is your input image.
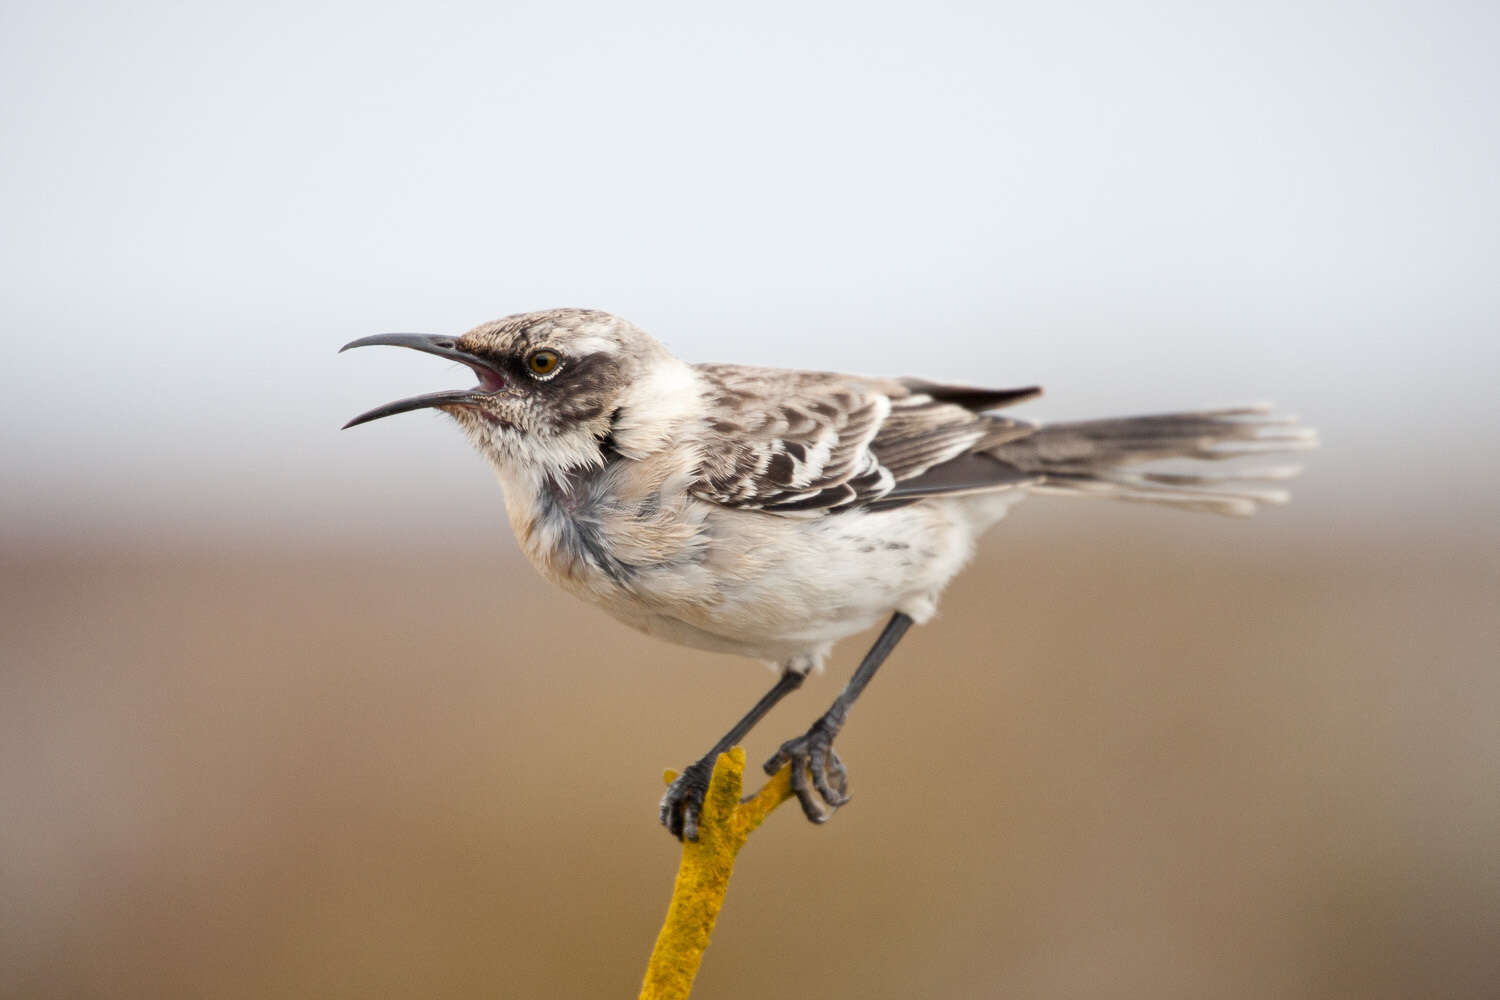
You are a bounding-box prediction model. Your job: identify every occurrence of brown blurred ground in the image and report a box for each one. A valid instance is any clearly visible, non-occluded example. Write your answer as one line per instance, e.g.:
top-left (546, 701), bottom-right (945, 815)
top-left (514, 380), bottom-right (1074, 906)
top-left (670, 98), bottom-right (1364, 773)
top-left (3, 506), bottom-right (1497, 999)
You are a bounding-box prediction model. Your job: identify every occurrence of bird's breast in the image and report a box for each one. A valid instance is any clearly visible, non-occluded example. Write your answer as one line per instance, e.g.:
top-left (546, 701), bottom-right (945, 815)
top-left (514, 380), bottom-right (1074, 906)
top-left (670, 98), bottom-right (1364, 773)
top-left (496, 459), bottom-right (709, 603)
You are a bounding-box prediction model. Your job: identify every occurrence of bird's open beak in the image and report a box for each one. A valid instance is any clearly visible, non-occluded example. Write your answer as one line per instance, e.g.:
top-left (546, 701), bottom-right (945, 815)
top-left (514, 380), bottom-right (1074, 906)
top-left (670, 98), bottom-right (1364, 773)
top-left (339, 333), bottom-right (506, 429)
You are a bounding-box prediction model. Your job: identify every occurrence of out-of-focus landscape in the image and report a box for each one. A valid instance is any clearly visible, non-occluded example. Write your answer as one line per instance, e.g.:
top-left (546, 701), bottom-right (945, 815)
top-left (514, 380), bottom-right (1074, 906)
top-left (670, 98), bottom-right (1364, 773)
top-left (5, 511), bottom-right (1498, 999)
top-left (4, 1), bottom-right (1499, 998)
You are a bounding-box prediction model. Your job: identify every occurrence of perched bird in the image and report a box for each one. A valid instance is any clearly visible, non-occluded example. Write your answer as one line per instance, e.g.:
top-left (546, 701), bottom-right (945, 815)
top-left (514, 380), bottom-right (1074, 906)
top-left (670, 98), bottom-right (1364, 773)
top-left (342, 308), bottom-right (1313, 840)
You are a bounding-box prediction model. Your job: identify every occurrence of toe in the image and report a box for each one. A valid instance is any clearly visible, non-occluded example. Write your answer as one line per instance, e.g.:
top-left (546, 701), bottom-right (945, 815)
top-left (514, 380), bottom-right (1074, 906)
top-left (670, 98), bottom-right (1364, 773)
top-left (763, 743), bottom-right (792, 776)
top-left (826, 750), bottom-right (850, 798)
top-left (788, 756), bottom-right (829, 824)
top-left (810, 744), bottom-right (850, 808)
top-left (659, 758), bottom-right (714, 841)
top-left (661, 795), bottom-right (683, 838)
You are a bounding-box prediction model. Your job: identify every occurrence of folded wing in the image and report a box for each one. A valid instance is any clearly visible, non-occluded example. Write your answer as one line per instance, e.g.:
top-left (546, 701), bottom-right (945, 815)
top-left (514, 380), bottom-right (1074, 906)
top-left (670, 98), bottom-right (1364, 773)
top-left (689, 364), bottom-right (1042, 514)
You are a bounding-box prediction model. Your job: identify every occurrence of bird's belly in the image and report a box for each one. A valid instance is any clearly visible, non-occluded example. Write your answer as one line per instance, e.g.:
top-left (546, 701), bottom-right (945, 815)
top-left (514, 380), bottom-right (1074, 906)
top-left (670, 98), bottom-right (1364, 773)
top-left (628, 500), bottom-right (984, 659)
top-left (502, 479), bottom-right (1007, 665)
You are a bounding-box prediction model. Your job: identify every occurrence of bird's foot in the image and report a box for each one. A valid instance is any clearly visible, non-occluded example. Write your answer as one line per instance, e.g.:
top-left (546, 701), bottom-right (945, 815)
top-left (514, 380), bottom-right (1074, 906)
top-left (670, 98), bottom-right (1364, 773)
top-left (659, 754), bottom-right (716, 841)
top-left (764, 715), bottom-right (850, 824)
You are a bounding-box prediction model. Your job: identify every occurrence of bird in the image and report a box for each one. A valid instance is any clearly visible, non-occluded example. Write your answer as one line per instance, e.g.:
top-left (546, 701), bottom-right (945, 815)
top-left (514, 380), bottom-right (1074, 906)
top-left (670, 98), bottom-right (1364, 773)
top-left (341, 307), bottom-right (1313, 841)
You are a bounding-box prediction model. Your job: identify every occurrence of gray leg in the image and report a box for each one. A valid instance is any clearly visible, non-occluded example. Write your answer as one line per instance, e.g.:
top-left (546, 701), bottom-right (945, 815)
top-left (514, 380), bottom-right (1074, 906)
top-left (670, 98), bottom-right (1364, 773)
top-left (764, 612), bottom-right (914, 824)
top-left (660, 667), bottom-right (806, 841)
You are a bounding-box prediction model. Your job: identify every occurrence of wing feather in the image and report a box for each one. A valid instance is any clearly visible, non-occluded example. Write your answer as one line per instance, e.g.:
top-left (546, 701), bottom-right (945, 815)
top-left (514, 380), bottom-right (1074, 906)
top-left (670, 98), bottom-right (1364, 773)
top-left (690, 365), bottom-right (1041, 514)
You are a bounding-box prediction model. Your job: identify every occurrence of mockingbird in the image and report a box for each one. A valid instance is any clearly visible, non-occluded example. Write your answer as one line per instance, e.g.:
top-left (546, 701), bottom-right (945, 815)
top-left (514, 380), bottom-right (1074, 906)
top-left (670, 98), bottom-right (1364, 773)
top-left (342, 308), bottom-right (1312, 840)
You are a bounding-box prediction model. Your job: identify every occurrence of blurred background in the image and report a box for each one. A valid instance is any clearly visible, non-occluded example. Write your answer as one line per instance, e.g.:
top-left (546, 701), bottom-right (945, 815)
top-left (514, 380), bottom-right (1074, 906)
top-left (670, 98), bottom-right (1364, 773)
top-left (3, 1), bottom-right (1497, 997)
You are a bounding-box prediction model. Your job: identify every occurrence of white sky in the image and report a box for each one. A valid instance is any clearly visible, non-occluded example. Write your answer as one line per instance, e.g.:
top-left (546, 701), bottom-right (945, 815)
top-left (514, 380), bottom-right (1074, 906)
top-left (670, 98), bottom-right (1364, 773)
top-left (2, 0), bottom-right (1496, 550)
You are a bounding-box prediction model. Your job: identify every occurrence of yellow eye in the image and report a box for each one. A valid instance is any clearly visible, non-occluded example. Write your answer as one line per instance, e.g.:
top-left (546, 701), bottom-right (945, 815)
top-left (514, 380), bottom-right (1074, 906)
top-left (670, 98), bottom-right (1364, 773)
top-left (527, 349), bottom-right (560, 376)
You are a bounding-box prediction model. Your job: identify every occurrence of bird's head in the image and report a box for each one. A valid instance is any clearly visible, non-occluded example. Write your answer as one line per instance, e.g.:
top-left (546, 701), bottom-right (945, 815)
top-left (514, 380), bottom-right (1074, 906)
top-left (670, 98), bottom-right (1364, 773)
top-left (342, 308), bottom-right (691, 474)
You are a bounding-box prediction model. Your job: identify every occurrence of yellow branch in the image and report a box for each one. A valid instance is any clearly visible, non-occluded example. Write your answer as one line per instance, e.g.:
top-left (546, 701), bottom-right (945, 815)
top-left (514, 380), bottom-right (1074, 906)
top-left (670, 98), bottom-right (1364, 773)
top-left (639, 748), bottom-right (794, 1000)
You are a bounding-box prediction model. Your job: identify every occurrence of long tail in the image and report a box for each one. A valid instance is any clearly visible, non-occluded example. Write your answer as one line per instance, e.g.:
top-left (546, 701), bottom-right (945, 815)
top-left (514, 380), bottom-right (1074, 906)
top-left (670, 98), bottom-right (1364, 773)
top-left (990, 404), bottom-right (1316, 516)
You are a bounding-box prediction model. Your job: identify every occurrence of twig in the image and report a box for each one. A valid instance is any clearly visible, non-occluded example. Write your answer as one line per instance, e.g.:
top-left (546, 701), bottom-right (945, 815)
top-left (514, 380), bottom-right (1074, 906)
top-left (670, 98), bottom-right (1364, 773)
top-left (638, 748), bottom-right (794, 1000)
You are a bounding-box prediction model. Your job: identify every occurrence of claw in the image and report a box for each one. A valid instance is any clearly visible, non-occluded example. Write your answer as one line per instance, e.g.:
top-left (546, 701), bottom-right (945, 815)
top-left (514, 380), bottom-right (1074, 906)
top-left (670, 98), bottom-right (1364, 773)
top-left (809, 744), bottom-right (843, 807)
top-left (763, 746), bottom-right (789, 776)
top-left (787, 757), bottom-right (829, 823)
top-left (810, 744), bottom-right (851, 807)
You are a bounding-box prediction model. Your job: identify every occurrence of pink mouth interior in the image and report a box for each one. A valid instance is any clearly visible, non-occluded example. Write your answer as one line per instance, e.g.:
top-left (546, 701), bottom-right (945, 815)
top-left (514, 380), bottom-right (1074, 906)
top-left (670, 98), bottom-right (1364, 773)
top-left (449, 357), bottom-right (503, 392)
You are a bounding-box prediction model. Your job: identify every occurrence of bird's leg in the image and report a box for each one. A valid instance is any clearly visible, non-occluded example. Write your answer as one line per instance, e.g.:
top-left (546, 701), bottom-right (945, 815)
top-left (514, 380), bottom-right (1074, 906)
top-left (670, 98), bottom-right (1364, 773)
top-left (660, 667), bottom-right (807, 841)
top-left (764, 612), bottom-right (914, 824)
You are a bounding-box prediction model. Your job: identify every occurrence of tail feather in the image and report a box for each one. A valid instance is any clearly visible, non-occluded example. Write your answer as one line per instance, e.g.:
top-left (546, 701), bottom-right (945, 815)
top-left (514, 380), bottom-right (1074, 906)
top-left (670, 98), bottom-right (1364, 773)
top-left (993, 403), bottom-right (1315, 517)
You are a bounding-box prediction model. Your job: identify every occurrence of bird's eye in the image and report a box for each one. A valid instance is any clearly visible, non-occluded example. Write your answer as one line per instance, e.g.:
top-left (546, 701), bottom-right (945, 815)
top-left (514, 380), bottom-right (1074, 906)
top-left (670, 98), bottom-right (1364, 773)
top-left (527, 349), bottom-right (561, 377)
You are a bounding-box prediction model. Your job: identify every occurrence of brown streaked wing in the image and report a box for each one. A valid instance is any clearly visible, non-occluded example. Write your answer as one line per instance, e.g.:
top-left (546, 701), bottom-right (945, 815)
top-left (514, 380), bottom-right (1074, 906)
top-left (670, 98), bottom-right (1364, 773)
top-left (689, 364), bottom-right (1046, 514)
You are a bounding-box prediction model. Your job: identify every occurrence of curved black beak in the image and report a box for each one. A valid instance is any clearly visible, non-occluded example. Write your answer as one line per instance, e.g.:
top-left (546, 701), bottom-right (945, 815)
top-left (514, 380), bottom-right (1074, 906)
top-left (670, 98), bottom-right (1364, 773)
top-left (339, 333), bottom-right (505, 429)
